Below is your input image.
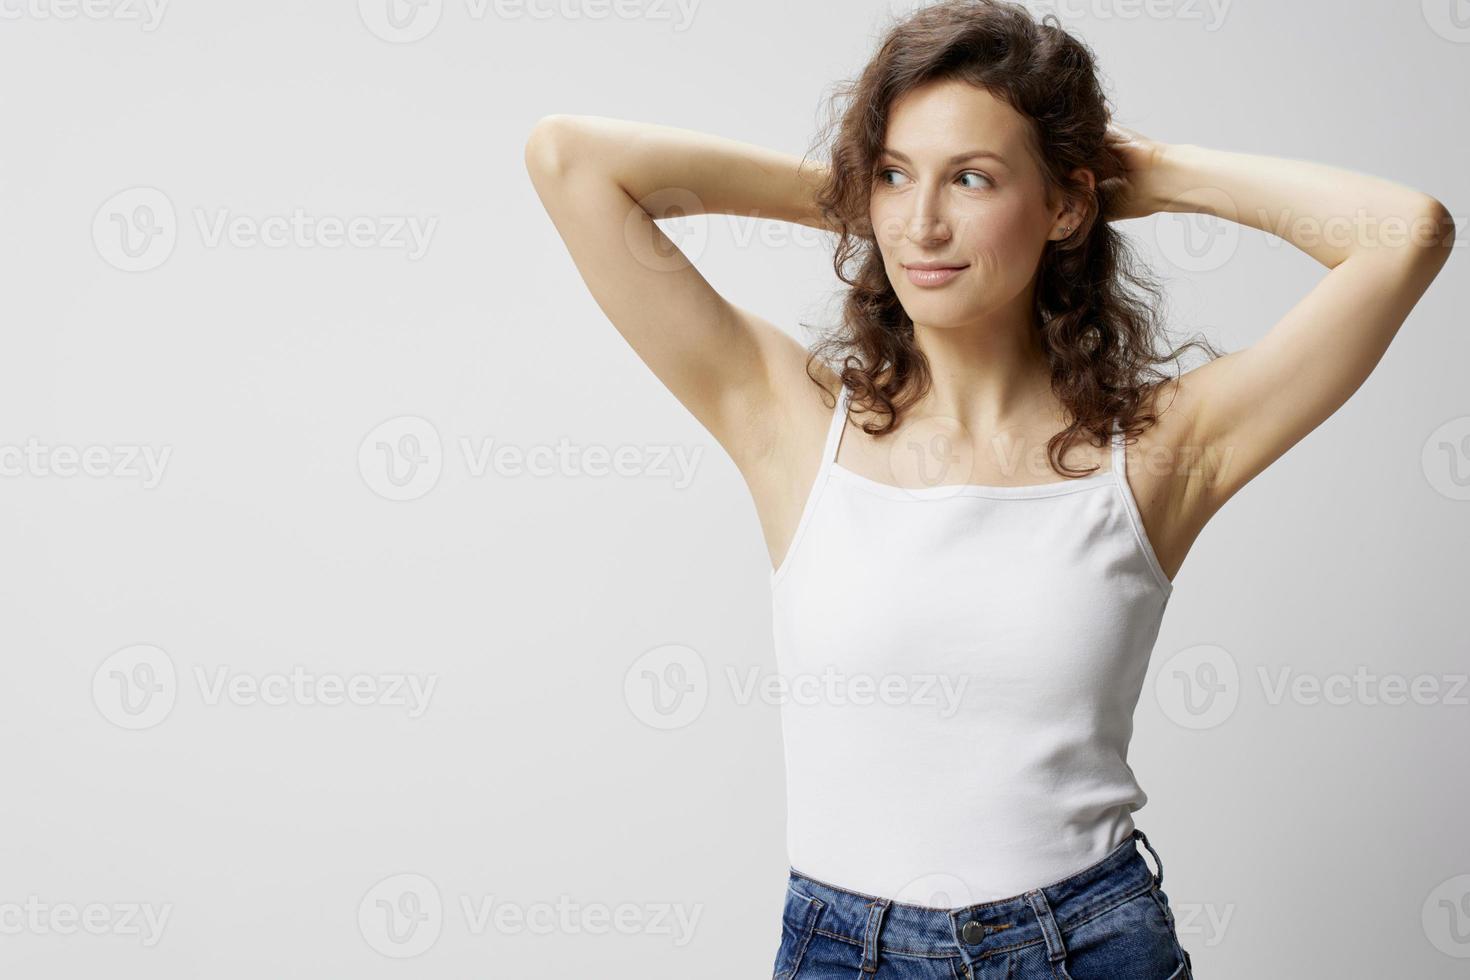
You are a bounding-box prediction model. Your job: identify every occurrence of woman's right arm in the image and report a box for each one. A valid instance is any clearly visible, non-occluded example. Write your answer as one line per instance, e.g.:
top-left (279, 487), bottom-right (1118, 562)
top-left (522, 114), bottom-right (835, 477)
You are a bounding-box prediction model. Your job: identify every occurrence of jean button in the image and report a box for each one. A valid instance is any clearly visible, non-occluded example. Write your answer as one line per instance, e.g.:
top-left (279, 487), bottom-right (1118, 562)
top-left (961, 920), bottom-right (986, 944)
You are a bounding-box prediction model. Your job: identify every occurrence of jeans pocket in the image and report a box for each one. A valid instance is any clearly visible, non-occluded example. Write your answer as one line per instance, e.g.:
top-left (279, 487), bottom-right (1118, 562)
top-left (772, 883), bottom-right (824, 980)
top-left (1147, 885), bottom-right (1194, 979)
top-left (1055, 887), bottom-right (1188, 980)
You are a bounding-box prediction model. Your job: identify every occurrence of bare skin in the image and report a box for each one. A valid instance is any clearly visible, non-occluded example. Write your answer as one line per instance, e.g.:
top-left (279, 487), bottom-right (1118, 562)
top-left (523, 81), bottom-right (1454, 586)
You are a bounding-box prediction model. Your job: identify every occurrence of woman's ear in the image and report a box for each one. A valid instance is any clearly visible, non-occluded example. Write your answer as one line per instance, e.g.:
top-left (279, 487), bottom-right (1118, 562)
top-left (1052, 167), bottom-right (1097, 241)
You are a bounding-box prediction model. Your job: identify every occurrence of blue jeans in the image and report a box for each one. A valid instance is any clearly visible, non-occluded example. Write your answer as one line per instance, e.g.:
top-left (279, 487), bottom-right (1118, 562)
top-left (772, 829), bottom-right (1194, 979)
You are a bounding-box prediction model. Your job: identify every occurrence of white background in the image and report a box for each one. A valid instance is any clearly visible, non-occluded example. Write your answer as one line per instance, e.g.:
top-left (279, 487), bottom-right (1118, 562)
top-left (0, 0), bottom-right (1467, 976)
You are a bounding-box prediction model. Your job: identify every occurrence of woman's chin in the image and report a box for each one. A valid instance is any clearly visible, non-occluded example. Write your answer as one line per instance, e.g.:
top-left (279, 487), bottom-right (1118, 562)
top-left (898, 299), bottom-right (981, 330)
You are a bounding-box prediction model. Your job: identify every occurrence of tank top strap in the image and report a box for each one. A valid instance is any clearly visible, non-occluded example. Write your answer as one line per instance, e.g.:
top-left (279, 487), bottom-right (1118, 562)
top-left (1109, 415), bottom-right (1125, 477)
top-left (822, 383), bottom-right (853, 467)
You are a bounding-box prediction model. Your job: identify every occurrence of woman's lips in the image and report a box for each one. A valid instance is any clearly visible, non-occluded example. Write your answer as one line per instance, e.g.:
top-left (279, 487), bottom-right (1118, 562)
top-left (904, 264), bottom-right (967, 287)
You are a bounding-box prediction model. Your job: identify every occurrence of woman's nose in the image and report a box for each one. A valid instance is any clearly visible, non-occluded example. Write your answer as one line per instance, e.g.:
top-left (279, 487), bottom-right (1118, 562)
top-left (905, 199), bottom-right (952, 246)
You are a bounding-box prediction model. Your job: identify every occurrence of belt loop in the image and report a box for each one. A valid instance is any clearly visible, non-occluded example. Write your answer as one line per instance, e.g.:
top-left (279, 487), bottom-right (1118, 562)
top-left (860, 898), bottom-right (891, 974)
top-left (1134, 828), bottom-right (1164, 887)
top-left (1024, 888), bottom-right (1068, 966)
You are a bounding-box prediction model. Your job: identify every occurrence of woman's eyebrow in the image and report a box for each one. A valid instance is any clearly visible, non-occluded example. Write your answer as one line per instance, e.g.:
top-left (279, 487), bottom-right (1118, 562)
top-left (880, 147), bottom-right (1008, 167)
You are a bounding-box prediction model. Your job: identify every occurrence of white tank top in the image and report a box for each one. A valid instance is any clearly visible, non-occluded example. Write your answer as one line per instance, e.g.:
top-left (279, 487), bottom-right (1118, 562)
top-left (770, 382), bottom-right (1174, 907)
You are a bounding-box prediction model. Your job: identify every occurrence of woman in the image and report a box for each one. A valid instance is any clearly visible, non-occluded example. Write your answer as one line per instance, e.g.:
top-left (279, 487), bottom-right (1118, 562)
top-left (523, 1), bottom-right (1453, 976)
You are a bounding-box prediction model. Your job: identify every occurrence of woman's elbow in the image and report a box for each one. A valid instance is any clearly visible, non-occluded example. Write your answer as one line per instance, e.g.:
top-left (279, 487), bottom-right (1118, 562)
top-left (524, 115), bottom-right (583, 180)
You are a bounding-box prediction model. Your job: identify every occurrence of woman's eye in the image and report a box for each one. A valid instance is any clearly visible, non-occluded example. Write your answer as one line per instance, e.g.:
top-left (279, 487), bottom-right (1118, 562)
top-left (875, 168), bottom-right (991, 189)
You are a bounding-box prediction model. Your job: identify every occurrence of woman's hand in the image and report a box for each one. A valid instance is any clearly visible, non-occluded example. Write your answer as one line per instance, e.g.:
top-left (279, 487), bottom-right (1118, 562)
top-left (1099, 123), bottom-right (1172, 222)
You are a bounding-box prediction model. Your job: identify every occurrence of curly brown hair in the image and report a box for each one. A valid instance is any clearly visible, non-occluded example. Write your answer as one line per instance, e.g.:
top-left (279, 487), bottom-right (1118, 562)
top-left (800, 0), bottom-right (1223, 479)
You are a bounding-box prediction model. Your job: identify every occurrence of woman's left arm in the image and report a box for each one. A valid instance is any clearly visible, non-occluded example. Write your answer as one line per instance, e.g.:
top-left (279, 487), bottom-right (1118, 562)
top-left (1120, 137), bottom-right (1456, 512)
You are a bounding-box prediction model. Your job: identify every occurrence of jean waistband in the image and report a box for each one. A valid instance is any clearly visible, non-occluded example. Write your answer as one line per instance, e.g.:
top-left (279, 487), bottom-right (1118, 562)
top-left (785, 829), bottom-right (1165, 962)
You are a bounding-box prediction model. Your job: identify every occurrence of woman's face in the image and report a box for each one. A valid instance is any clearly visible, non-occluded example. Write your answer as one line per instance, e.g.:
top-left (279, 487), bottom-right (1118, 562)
top-left (868, 78), bottom-right (1068, 329)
